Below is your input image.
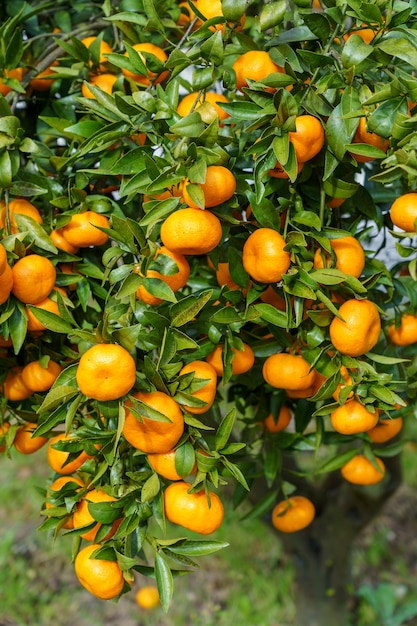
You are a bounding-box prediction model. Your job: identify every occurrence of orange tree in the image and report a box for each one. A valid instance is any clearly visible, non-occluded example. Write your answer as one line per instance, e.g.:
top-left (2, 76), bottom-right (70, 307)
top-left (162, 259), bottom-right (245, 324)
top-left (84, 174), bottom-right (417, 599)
top-left (1, 0), bottom-right (417, 623)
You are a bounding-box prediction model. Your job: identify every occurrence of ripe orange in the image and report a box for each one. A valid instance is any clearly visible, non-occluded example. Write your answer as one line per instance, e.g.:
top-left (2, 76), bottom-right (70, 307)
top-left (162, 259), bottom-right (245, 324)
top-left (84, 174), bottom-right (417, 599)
top-left (0, 422), bottom-right (10, 452)
top-left (45, 475), bottom-right (85, 529)
top-left (76, 343), bottom-right (136, 401)
top-left (74, 544), bottom-right (125, 600)
top-left (367, 416), bottom-right (403, 443)
top-left (232, 50), bottom-right (283, 91)
top-left (179, 360), bottom-right (218, 414)
top-left (259, 285), bottom-right (286, 310)
top-left (329, 299), bottom-right (381, 357)
top-left (81, 36), bottom-right (113, 71)
top-left (330, 399), bottom-right (379, 434)
top-left (135, 246), bottom-right (190, 306)
top-left (47, 433), bottom-right (92, 475)
top-left (164, 481), bottom-right (224, 534)
top-left (81, 73), bottom-right (118, 99)
top-left (313, 236), bottom-right (365, 278)
top-left (388, 313), bottom-right (417, 346)
top-left (288, 115), bottom-right (325, 163)
top-left (72, 488), bottom-right (121, 542)
top-left (160, 207), bottom-right (222, 255)
top-left (349, 117), bottom-right (389, 163)
top-left (61, 211), bottom-right (109, 247)
top-left (0, 264), bottom-right (13, 306)
top-left (177, 1), bottom-right (196, 25)
top-left (206, 343), bottom-right (255, 376)
top-left (263, 405), bottom-right (292, 433)
top-left (122, 42), bottom-right (168, 85)
top-left (3, 367), bottom-right (33, 401)
top-left (182, 165), bottom-right (236, 209)
top-left (211, 261), bottom-right (240, 291)
top-left (26, 297), bottom-right (61, 333)
top-left (122, 390), bottom-right (184, 454)
top-left (0, 242), bottom-right (7, 275)
top-left (262, 353), bottom-right (316, 392)
top-left (11, 254), bottom-right (56, 304)
top-left (390, 193), bottom-right (417, 232)
top-left (147, 449), bottom-right (187, 481)
top-left (50, 228), bottom-right (79, 254)
top-left (0, 67), bottom-right (23, 96)
top-left (332, 365), bottom-right (354, 402)
top-left (177, 92), bottom-right (230, 123)
top-left (29, 60), bottom-right (59, 91)
top-left (285, 368), bottom-right (326, 400)
top-left (21, 359), bottom-right (62, 392)
top-left (341, 454), bottom-right (385, 485)
top-left (242, 227), bottom-right (290, 283)
top-left (136, 586), bottom-right (160, 610)
top-left (193, 0), bottom-right (246, 31)
top-left (0, 198), bottom-right (43, 234)
top-left (271, 495), bottom-right (315, 533)
top-left (345, 27), bottom-right (376, 45)
top-left (13, 422), bottom-right (48, 454)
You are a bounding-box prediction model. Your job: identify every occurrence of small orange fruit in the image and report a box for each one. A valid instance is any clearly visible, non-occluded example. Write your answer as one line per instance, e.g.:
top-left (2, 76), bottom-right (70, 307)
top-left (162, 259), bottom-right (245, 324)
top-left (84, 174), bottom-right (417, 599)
top-left (313, 236), bottom-right (365, 278)
top-left (160, 207), bottom-right (222, 255)
top-left (147, 449), bottom-right (187, 481)
top-left (263, 405), bottom-right (292, 433)
top-left (0, 242), bottom-right (8, 275)
top-left (122, 42), bottom-right (168, 85)
top-left (206, 343), bottom-right (255, 376)
top-left (136, 586), bottom-right (160, 610)
top-left (45, 475), bottom-right (85, 529)
top-left (341, 454), bottom-right (385, 485)
top-left (3, 367), bottom-right (33, 401)
top-left (288, 115), bottom-right (325, 163)
top-left (81, 73), bottom-right (118, 99)
top-left (26, 297), bottom-right (61, 333)
top-left (62, 211), bottom-right (109, 247)
top-left (182, 165), bottom-right (236, 209)
top-left (13, 422), bottom-right (48, 454)
top-left (47, 433), bottom-right (92, 475)
top-left (232, 50), bottom-right (283, 91)
top-left (0, 67), bottom-right (23, 96)
top-left (29, 61), bottom-right (59, 91)
top-left (76, 343), bottom-right (136, 401)
top-left (164, 481), bottom-right (224, 535)
top-left (193, 0), bottom-right (246, 31)
top-left (72, 488), bottom-right (121, 542)
top-left (262, 353), bottom-right (315, 392)
top-left (212, 261), bottom-right (240, 291)
top-left (81, 36), bottom-right (113, 71)
top-left (50, 228), bottom-right (79, 254)
top-left (330, 399), bottom-right (379, 435)
top-left (242, 227), bottom-right (290, 283)
top-left (21, 359), bottom-right (62, 393)
top-left (329, 299), bottom-right (381, 357)
top-left (271, 495), bottom-right (315, 533)
top-left (0, 198), bottom-right (42, 234)
top-left (0, 264), bottom-right (13, 306)
top-left (122, 390), bottom-right (184, 454)
top-left (332, 365), bottom-right (354, 402)
top-left (388, 313), bottom-right (417, 346)
top-left (390, 193), bottom-right (417, 232)
top-left (349, 117), bottom-right (389, 163)
top-left (135, 246), bottom-right (190, 306)
top-left (367, 417), bottom-right (403, 444)
top-left (177, 92), bottom-right (230, 123)
top-left (11, 254), bottom-right (56, 304)
top-left (0, 422), bottom-right (10, 452)
top-left (74, 544), bottom-right (125, 600)
top-left (179, 360), bottom-right (218, 414)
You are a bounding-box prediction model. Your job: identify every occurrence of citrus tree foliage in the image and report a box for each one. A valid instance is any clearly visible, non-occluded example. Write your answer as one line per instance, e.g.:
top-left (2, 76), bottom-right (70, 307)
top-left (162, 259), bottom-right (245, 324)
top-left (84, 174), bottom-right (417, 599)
top-left (1, 0), bottom-right (417, 610)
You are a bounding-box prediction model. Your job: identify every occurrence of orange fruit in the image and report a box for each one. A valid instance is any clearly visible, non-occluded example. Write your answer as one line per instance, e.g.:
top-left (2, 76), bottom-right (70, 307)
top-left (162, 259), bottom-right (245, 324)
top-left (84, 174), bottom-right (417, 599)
top-left (177, 92), bottom-right (230, 123)
top-left (136, 586), bottom-right (160, 610)
top-left (232, 50), bottom-right (283, 91)
top-left (177, 1), bottom-right (196, 25)
top-left (313, 236), bottom-right (365, 278)
top-left (341, 454), bottom-right (385, 485)
top-left (0, 263), bottom-right (13, 306)
top-left (81, 73), bottom-right (118, 99)
top-left (26, 296), bottom-right (61, 333)
top-left (390, 193), bottom-right (417, 232)
top-left (135, 246), bottom-right (190, 305)
top-left (11, 254), bottom-right (56, 304)
top-left (211, 261), bottom-right (240, 291)
top-left (0, 198), bottom-right (43, 234)
top-left (3, 367), bottom-right (33, 401)
top-left (285, 368), bottom-right (326, 399)
top-left (206, 343), bottom-right (255, 376)
top-left (164, 481), bottom-right (224, 535)
top-left (388, 313), bottom-right (417, 346)
top-left (345, 27), bottom-right (377, 45)
top-left (160, 207), bottom-right (222, 255)
top-left (332, 365), bottom-right (354, 402)
top-left (182, 165), bottom-right (236, 209)
top-left (45, 475), bottom-right (85, 529)
top-left (288, 115), bottom-right (325, 163)
top-left (242, 227), bottom-right (290, 283)
top-left (21, 359), bottom-right (62, 392)
top-left (47, 433), bottom-right (92, 475)
top-left (259, 285), bottom-right (286, 311)
top-left (263, 405), bottom-right (292, 433)
top-left (330, 399), bottom-right (379, 435)
top-left (262, 353), bottom-right (316, 392)
top-left (122, 390), bottom-right (184, 454)
top-left (193, 0), bottom-right (246, 31)
top-left (76, 343), bottom-right (136, 401)
top-left (0, 422), bottom-right (10, 452)
top-left (62, 211), bottom-right (109, 247)
top-left (0, 67), bottom-right (23, 96)
top-left (0, 242), bottom-right (7, 274)
top-left (72, 488), bottom-right (121, 542)
top-left (268, 161), bottom-right (304, 179)
top-left (367, 416), bottom-right (403, 444)
top-left (74, 544), bottom-right (125, 600)
top-left (271, 495), bottom-right (315, 533)
top-left (81, 36), bottom-right (113, 71)
top-left (147, 449), bottom-right (188, 481)
top-left (179, 360), bottom-right (218, 414)
top-left (50, 228), bottom-right (79, 254)
top-left (122, 42), bottom-right (168, 85)
top-left (29, 61), bottom-right (59, 91)
top-left (349, 117), bottom-right (389, 163)
top-left (329, 298), bottom-right (381, 357)
top-left (13, 422), bottom-right (48, 454)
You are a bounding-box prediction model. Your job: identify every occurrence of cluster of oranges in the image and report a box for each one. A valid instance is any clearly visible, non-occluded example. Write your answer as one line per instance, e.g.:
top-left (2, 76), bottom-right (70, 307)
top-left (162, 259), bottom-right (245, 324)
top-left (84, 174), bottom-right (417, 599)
top-left (1, 0), bottom-right (416, 609)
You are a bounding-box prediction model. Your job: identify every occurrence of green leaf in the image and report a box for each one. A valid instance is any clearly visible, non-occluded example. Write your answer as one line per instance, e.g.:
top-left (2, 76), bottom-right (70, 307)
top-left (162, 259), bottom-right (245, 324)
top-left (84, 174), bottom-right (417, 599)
top-left (88, 500), bottom-right (123, 524)
top-left (14, 215), bottom-right (58, 253)
top-left (142, 472), bottom-right (161, 503)
top-left (170, 539), bottom-right (229, 557)
top-left (26, 305), bottom-right (74, 334)
top-left (155, 552), bottom-right (173, 613)
top-left (260, 1), bottom-right (286, 30)
top-left (342, 34), bottom-right (373, 69)
top-left (170, 290), bottom-right (213, 327)
top-left (215, 408), bottom-right (236, 452)
top-left (254, 303), bottom-right (288, 328)
top-left (38, 385), bottom-right (79, 414)
top-left (315, 448), bottom-right (358, 474)
top-left (0, 150), bottom-right (12, 187)
top-left (377, 37), bottom-right (417, 67)
top-left (170, 113), bottom-right (206, 138)
top-left (240, 490), bottom-right (279, 522)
